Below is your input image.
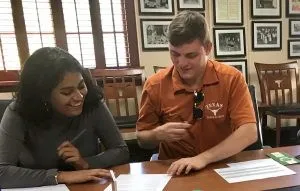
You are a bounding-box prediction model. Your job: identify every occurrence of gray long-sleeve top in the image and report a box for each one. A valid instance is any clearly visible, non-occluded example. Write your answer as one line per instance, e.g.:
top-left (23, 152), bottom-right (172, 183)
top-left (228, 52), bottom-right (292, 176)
top-left (0, 101), bottom-right (129, 188)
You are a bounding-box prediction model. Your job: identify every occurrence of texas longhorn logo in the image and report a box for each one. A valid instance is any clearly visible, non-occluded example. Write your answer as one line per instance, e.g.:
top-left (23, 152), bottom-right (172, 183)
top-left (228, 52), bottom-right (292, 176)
top-left (205, 102), bottom-right (224, 119)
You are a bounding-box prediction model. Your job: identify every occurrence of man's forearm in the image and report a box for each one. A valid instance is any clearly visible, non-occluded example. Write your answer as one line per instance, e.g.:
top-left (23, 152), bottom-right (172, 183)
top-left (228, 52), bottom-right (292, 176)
top-left (197, 123), bottom-right (257, 165)
top-left (137, 129), bottom-right (160, 149)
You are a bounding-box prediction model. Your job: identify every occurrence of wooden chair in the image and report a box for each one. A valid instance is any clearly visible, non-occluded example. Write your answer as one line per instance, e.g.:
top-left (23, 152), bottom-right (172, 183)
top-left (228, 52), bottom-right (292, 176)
top-left (0, 70), bottom-right (19, 92)
top-left (90, 68), bottom-right (145, 130)
top-left (153, 66), bottom-right (166, 73)
top-left (244, 85), bottom-right (263, 151)
top-left (255, 61), bottom-right (300, 147)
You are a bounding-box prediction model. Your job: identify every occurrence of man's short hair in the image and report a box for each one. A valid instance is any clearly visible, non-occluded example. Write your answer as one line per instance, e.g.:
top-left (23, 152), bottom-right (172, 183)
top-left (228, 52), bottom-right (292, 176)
top-left (168, 10), bottom-right (211, 47)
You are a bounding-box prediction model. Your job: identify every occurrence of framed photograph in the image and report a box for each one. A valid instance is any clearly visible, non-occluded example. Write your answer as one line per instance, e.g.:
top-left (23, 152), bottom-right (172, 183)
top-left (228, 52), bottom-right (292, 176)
top-left (138, 0), bottom-right (174, 15)
top-left (252, 21), bottom-right (282, 50)
top-left (289, 19), bottom-right (300, 37)
top-left (287, 0), bottom-right (300, 17)
top-left (177, 0), bottom-right (205, 11)
top-left (217, 59), bottom-right (248, 82)
top-left (251, 0), bottom-right (281, 18)
top-left (213, 0), bottom-right (243, 25)
top-left (213, 27), bottom-right (246, 58)
top-left (288, 40), bottom-right (300, 59)
top-left (140, 19), bottom-right (171, 51)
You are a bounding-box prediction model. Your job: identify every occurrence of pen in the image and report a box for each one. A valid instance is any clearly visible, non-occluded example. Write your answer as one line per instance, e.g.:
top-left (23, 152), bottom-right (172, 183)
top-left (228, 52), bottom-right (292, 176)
top-left (110, 170), bottom-right (117, 191)
top-left (70, 128), bottom-right (87, 144)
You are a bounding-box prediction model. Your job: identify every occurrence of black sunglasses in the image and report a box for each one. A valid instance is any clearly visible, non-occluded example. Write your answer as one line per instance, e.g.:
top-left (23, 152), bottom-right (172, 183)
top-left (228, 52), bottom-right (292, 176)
top-left (193, 90), bottom-right (204, 120)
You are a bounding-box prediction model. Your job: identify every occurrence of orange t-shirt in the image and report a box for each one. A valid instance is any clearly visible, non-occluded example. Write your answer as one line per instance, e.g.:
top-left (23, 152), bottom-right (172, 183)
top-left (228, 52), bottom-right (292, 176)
top-left (136, 60), bottom-right (256, 160)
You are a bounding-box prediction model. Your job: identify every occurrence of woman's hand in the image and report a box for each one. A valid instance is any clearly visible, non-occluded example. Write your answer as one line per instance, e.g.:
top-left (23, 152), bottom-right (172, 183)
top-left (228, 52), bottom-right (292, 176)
top-left (57, 169), bottom-right (111, 184)
top-left (57, 141), bottom-right (89, 170)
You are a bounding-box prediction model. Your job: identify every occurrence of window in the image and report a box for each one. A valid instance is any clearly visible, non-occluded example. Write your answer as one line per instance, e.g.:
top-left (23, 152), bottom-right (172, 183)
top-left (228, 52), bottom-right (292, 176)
top-left (23, 0), bottom-right (55, 55)
top-left (0, 0), bottom-right (20, 70)
top-left (0, 0), bottom-right (139, 78)
top-left (62, 0), bottom-right (95, 68)
top-left (100, 0), bottom-right (127, 67)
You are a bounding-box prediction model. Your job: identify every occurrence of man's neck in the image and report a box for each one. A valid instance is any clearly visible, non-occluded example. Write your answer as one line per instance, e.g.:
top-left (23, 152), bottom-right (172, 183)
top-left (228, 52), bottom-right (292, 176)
top-left (183, 72), bottom-right (204, 90)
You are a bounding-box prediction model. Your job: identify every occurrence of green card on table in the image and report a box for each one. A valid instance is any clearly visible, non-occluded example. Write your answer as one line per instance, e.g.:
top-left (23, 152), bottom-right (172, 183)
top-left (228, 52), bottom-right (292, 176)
top-left (267, 152), bottom-right (300, 165)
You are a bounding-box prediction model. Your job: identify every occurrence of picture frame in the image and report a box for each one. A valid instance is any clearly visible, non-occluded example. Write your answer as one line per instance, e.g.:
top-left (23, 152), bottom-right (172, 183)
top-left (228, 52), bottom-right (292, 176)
top-left (286, 0), bottom-right (300, 17)
top-left (138, 0), bottom-right (174, 15)
top-left (217, 59), bottom-right (248, 82)
top-left (252, 21), bottom-right (282, 50)
top-left (177, 0), bottom-right (205, 11)
top-left (251, 0), bottom-right (281, 18)
top-left (289, 19), bottom-right (300, 37)
top-left (213, 27), bottom-right (246, 58)
top-left (213, 0), bottom-right (243, 25)
top-left (288, 40), bottom-right (300, 59)
top-left (140, 19), bottom-right (171, 51)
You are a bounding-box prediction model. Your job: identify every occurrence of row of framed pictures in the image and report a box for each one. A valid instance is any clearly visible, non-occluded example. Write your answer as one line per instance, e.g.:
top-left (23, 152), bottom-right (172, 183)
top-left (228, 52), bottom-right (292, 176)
top-left (139, 1), bottom-right (300, 23)
top-left (251, 0), bottom-right (300, 18)
top-left (214, 21), bottom-right (282, 57)
top-left (140, 19), bottom-right (282, 53)
top-left (215, 26), bottom-right (300, 59)
top-left (139, 0), bottom-right (204, 15)
top-left (213, 0), bottom-right (300, 25)
top-left (218, 40), bottom-right (300, 59)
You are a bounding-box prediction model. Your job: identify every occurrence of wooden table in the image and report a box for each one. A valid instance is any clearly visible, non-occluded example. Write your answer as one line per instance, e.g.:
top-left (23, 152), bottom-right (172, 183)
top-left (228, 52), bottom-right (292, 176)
top-left (68, 146), bottom-right (300, 191)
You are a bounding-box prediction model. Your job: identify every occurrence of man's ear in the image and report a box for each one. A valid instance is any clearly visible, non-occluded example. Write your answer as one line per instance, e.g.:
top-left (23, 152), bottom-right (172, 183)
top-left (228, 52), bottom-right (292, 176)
top-left (204, 42), bottom-right (212, 55)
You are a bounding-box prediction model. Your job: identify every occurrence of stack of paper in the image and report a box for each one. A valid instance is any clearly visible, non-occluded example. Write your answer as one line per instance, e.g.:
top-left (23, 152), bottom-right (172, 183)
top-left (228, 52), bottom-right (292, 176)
top-left (104, 174), bottom-right (171, 191)
top-left (2, 184), bottom-right (69, 191)
top-left (214, 158), bottom-right (296, 183)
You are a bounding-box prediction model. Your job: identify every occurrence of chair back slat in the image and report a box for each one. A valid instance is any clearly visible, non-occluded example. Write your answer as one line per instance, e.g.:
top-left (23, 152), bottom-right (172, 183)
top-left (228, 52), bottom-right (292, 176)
top-left (255, 61), bottom-right (300, 106)
top-left (134, 97), bottom-right (139, 116)
top-left (116, 97), bottom-right (121, 116)
top-left (125, 98), bottom-right (129, 116)
top-left (280, 69), bottom-right (286, 104)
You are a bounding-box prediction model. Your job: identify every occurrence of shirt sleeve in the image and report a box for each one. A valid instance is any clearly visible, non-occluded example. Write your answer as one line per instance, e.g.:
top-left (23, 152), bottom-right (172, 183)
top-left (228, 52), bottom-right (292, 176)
top-left (228, 72), bottom-right (256, 130)
top-left (0, 104), bottom-right (58, 188)
top-left (136, 79), bottom-right (161, 131)
top-left (84, 101), bottom-right (129, 168)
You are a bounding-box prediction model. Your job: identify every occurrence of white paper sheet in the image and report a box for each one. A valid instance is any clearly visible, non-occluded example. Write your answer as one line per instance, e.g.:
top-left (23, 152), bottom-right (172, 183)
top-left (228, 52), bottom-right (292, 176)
top-left (215, 158), bottom-right (296, 183)
top-left (227, 158), bottom-right (274, 167)
top-left (2, 184), bottom-right (69, 191)
top-left (104, 174), bottom-right (171, 191)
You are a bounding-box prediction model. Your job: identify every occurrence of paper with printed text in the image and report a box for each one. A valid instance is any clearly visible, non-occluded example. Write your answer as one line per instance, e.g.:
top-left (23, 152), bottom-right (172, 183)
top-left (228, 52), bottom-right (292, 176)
top-left (2, 184), bottom-right (69, 191)
top-left (215, 158), bottom-right (296, 183)
top-left (104, 174), bottom-right (171, 191)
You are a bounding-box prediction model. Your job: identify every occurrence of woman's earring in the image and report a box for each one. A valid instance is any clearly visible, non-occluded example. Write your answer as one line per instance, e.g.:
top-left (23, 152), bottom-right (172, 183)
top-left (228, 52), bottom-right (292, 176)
top-left (44, 102), bottom-right (49, 112)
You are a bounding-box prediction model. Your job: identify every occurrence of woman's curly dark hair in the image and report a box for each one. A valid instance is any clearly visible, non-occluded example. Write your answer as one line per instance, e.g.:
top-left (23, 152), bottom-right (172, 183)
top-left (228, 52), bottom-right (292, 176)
top-left (15, 47), bottom-right (103, 125)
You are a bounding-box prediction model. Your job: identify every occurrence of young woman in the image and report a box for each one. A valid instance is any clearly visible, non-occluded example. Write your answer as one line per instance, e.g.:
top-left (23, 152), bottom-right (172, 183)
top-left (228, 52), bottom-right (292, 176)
top-left (0, 47), bottom-right (129, 188)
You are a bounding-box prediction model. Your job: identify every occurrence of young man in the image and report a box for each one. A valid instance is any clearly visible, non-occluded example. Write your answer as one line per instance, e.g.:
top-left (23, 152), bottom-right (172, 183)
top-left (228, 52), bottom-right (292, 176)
top-left (136, 11), bottom-right (257, 176)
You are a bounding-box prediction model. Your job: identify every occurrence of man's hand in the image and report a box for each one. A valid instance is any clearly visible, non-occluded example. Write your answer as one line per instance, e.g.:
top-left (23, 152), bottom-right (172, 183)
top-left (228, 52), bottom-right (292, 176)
top-left (167, 156), bottom-right (209, 176)
top-left (154, 122), bottom-right (192, 142)
top-left (57, 169), bottom-right (111, 184)
top-left (57, 141), bottom-right (89, 170)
